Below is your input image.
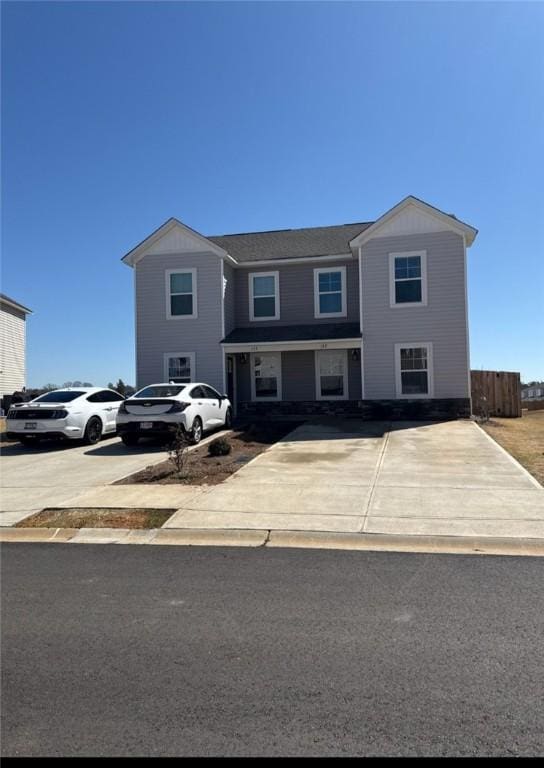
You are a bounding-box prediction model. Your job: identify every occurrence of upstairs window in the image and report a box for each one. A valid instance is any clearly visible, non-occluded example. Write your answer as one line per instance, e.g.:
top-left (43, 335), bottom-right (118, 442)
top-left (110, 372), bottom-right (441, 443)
top-left (166, 269), bottom-right (197, 319)
top-left (314, 267), bottom-right (347, 318)
top-left (249, 272), bottom-right (280, 321)
top-left (389, 251), bottom-right (427, 307)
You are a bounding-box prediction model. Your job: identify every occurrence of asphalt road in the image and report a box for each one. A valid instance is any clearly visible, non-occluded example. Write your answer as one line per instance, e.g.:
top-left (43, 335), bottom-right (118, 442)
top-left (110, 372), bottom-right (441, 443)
top-left (2, 545), bottom-right (543, 757)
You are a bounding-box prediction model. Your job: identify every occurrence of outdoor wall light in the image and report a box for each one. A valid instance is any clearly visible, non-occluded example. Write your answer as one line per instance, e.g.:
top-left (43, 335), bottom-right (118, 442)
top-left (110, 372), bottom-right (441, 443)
top-left (351, 349), bottom-right (360, 361)
top-left (239, 353), bottom-right (248, 364)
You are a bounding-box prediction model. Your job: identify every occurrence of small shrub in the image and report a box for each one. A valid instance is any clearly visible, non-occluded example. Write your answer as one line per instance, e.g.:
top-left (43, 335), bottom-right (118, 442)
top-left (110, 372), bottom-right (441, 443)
top-left (208, 437), bottom-right (232, 457)
top-left (167, 425), bottom-right (190, 475)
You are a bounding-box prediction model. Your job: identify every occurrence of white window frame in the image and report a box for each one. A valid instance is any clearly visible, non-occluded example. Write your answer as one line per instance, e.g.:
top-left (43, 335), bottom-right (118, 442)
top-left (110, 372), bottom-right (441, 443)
top-left (165, 268), bottom-right (198, 320)
top-left (389, 251), bottom-right (427, 308)
top-left (394, 342), bottom-right (434, 399)
top-left (315, 349), bottom-right (349, 400)
top-left (248, 271), bottom-right (280, 321)
top-left (250, 352), bottom-right (282, 401)
top-left (163, 352), bottom-right (196, 383)
top-left (314, 266), bottom-right (347, 319)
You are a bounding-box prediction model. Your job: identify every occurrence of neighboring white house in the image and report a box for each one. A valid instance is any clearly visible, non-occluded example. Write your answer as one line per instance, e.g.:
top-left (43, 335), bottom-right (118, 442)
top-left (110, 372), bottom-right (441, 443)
top-left (522, 385), bottom-right (544, 400)
top-left (0, 293), bottom-right (32, 402)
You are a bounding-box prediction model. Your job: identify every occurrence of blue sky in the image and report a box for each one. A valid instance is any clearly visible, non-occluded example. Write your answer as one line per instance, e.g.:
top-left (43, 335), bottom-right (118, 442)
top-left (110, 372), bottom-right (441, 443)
top-left (2, 1), bottom-right (543, 387)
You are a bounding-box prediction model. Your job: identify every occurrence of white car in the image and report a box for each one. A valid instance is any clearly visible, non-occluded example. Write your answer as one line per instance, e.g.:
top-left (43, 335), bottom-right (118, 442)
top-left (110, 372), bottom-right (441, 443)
top-left (116, 382), bottom-right (232, 446)
top-left (6, 387), bottom-right (124, 446)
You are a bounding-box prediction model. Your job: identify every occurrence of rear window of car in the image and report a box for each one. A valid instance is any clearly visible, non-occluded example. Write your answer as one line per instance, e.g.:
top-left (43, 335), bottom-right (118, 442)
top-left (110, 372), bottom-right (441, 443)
top-left (34, 391), bottom-right (85, 403)
top-left (134, 386), bottom-right (185, 399)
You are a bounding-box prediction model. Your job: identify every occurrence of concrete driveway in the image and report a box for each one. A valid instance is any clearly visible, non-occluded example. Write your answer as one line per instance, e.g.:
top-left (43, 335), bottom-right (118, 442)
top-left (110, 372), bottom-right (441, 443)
top-left (165, 419), bottom-right (544, 539)
top-left (0, 436), bottom-right (168, 526)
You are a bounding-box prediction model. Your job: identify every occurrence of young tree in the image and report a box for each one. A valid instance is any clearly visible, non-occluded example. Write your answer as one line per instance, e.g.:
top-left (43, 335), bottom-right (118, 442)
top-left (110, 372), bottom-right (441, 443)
top-left (167, 426), bottom-right (189, 477)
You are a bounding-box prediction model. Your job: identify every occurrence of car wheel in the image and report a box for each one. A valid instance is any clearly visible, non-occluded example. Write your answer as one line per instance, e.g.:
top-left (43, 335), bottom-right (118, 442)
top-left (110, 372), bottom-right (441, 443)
top-left (83, 416), bottom-right (103, 445)
top-left (190, 416), bottom-right (203, 445)
top-left (224, 407), bottom-right (233, 429)
top-left (121, 434), bottom-right (139, 447)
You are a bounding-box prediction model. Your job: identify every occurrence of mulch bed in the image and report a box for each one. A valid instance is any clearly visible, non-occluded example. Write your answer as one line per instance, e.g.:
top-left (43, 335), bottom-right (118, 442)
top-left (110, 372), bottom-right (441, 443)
top-left (17, 507), bottom-right (175, 529)
top-left (115, 421), bottom-right (298, 486)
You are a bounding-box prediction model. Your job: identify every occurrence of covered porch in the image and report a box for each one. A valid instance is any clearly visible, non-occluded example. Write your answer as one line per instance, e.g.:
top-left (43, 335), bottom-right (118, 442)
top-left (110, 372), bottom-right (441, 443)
top-left (221, 323), bottom-right (362, 416)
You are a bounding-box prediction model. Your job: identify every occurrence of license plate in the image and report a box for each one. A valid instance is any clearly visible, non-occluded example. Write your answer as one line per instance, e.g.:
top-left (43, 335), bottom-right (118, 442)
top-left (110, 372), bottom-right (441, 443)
top-left (24, 422), bottom-right (37, 430)
top-left (141, 422), bottom-right (153, 429)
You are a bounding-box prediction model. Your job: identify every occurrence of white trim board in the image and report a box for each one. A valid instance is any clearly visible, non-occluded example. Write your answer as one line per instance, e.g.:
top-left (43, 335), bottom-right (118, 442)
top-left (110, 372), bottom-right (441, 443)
top-left (235, 254), bottom-right (352, 268)
top-left (222, 338), bottom-right (361, 353)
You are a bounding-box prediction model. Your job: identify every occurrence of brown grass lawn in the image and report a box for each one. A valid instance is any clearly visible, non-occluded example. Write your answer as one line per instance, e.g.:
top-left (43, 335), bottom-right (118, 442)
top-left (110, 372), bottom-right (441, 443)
top-left (481, 410), bottom-right (544, 486)
top-left (18, 507), bottom-right (175, 529)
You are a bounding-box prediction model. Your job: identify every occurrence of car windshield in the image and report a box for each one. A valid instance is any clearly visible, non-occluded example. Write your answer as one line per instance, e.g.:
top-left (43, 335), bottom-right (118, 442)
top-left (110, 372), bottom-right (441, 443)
top-left (134, 385), bottom-right (185, 399)
top-left (34, 391), bottom-right (85, 403)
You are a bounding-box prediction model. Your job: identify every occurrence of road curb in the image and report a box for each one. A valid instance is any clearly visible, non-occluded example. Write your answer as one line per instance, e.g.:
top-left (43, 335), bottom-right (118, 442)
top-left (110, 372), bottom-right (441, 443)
top-left (1, 526), bottom-right (544, 556)
top-left (266, 530), bottom-right (544, 556)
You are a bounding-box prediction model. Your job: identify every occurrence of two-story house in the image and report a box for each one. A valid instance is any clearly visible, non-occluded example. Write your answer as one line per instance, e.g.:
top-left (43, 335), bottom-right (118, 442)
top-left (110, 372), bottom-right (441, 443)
top-left (122, 196), bottom-right (478, 419)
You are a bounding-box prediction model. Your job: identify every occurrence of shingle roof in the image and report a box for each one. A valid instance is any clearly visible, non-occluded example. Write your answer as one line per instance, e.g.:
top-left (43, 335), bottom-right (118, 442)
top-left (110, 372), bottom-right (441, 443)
top-left (222, 322), bottom-right (361, 345)
top-left (0, 293), bottom-right (32, 314)
top-left (209, 222), bottom-right (373, 263)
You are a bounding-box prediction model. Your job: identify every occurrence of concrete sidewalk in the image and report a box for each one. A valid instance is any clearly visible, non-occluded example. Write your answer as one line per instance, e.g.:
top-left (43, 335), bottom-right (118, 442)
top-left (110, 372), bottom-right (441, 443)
top-left (3, 419), bottom-right (543, 543)
top-left (0, 431), bottom-right (225, 526)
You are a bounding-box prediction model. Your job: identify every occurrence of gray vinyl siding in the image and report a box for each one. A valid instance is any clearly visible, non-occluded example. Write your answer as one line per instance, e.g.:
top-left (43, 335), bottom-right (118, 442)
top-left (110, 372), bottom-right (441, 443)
top-left (135, 252), bottom-right (224, 391)
top-left (234, 259), bottom-right (359, 328)
top-left (282, 351), bottom-right (315, 400)
top-left (223, 262), bottom-right (236, 335)
top-left (361, 231), bottom-right (469, 399)
top-left (236, 356), bottom-right (251, 401)
top-left (348, 355), bottom-right (362, 400)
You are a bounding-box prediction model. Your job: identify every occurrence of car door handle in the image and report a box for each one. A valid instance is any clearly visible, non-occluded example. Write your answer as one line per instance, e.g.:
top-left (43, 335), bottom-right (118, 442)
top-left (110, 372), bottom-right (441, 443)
top-left (105, 407), bottom-right (113, 411)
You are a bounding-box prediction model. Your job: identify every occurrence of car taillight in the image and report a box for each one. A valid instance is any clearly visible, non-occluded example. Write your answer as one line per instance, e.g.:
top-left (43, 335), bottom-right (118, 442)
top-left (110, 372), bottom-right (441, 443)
top-left (7, 410), bottom-right (16, 419)
top-left (119, 401), bottom-right (128, 414)
top-left (52, 410), bottom-right (68, 419)
top-left (168, 401), bottom-right (189, 413)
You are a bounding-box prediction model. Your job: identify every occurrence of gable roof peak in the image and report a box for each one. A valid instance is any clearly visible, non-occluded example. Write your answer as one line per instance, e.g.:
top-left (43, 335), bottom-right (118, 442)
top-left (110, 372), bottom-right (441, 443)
top-left (349, 196), bottom-right (478, 248)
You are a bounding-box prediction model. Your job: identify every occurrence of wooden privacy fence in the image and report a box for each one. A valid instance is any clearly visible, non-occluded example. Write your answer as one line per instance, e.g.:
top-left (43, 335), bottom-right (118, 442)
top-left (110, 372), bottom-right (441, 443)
top-left (524, 399), bottom-right (544, 412)
top-left (471, 370), bottom-right (522, 418)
